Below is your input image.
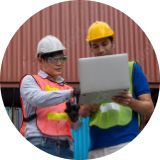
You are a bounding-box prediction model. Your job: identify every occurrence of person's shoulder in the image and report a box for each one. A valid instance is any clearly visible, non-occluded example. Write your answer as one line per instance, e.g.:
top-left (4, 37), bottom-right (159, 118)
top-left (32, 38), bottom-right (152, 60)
top-left (133, 62), bottom-right (145, 76)
top-left (134, 62), bottom-right (142, 69)
top-left (20, 75), bottom-right (36, 85)
top-left (129, 61), bottom-right (141, 71)
top-left (133, 62), bottom-right (144, 74)
top-left (21, 74), bottom-right (33, 81)
top-left (133, 62), bottom-right (150, 96)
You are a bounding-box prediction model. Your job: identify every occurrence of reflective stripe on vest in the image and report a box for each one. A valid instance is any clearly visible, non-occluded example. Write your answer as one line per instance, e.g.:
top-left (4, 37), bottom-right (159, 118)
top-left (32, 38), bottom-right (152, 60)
top-left (47, 113), bottom-right (69, 120)
top-left (89, 61), bottom-right (140, 129)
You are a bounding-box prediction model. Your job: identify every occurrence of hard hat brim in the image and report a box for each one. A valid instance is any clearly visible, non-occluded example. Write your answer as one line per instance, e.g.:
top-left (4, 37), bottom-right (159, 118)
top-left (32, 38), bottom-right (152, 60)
top-left (36, 48), bottom-right (67, 58)
top-left (86, 34), bottom-right (115, 42)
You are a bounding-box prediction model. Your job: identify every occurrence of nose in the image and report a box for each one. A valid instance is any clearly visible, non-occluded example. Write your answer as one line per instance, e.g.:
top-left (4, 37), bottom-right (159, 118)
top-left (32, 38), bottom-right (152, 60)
top-left (99, 45), bottom-right (105, 54)
top-left (56, 59), bottom-right (62, 65)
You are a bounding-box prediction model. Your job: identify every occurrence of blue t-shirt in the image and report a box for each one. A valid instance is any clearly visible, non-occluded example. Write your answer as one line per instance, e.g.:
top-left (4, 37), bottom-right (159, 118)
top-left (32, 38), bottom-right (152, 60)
top-left (89, 63), bottom-right (150, 151)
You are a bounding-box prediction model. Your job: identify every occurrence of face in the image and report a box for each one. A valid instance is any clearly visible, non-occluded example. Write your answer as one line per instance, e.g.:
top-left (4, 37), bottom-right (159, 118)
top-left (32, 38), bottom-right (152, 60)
top-left (38, 53), bottom-right (65, 79)
top-left (90, 37), bottom-right (115, 57)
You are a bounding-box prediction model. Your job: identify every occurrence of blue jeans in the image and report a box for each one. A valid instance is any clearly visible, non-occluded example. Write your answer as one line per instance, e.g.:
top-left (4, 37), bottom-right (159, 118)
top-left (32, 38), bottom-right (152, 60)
top-left (27, 137), bottom-right (73, 159)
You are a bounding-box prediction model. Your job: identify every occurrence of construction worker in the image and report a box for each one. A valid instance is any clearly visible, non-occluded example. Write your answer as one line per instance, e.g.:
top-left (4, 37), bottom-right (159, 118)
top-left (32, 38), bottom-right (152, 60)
top-left (79, 21), bottom-right (154, 158)
top-left (20, 35), bottom-right (82, 159)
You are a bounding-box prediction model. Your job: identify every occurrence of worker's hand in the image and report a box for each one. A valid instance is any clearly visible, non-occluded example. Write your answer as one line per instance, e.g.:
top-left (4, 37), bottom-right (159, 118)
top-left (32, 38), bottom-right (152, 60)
top-left (89, 104), bottom-right (101, 114)
top-left (111, 92), bottom-right (133, 107)
top-left (79, 104), bottom-right (101, 117)
top-left (71, 88), bottom-right (81, 97)
top-left (65, 100), bottom-right (80, 122)
top-left (73, 88), bottom-right (81, 97)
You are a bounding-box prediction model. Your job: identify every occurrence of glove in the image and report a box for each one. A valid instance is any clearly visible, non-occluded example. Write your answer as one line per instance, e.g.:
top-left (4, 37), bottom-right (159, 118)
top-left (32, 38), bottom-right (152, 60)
top-left (73, 88), bottom-right (81, 97)
top-left (65, 100), bottom-right (80, 122)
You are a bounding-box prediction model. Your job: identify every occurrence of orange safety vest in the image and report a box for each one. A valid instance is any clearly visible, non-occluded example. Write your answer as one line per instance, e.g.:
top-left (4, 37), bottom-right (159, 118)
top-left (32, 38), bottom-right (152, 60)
top-left (20, 74), bottom-right (74, 141)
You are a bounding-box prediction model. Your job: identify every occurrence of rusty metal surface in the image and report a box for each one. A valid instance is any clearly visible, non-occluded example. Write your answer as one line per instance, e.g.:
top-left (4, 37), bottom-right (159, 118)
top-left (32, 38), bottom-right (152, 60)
top-left (0, 1), bottom-right (159, 87)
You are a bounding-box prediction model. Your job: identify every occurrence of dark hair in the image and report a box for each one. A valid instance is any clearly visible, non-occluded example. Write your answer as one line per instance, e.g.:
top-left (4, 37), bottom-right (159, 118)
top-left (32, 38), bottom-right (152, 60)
top-left (89, 36), bottom-right (114, 47)
top-left (38, 50), bottom-right (64, 61)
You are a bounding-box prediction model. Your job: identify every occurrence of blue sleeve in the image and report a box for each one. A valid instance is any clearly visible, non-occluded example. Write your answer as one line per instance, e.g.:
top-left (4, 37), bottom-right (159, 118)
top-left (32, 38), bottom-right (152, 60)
top-left (133, 63), bottom-right (150, 98)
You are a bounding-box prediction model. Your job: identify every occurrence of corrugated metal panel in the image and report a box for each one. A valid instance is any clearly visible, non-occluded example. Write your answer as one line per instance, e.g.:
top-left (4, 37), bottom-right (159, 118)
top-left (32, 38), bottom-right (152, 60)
top-left (8, 108), bottom-right (12, 160)
top-left (71, 117), bottom-right (90, 160)
top-left (143, 35), bottom-right (156, 82)
top-left (19, 115), bottom-right (25, 160)
top-left (154, 47), bottom-right (160, 82)
top-left (0, 1), bottom-right (159, 85)
top-left (4, 107), bottom-right (9, 160)
top-left (129, 14), bottom-right (135, 61)
top-left (148, 39), bottom-right (154, 82)
top-left (150, 40), bottom-right (156, 82)
top-left (157, 55), bottom-right (160, 82)
top-left (16, 109), bottom-right (22, 160)
top-left (114, 8), bottom-right (120, 54)
top-left (11, 107), bottom-right (22, 160)
top-left (4, 107), bottom-right (13, 160)
top-left (139, 28), bottom-right (145, 71)
top-left (145, 35), bottom-right (151, 81)
top-left (12, 108), bottom-right (18, 160)
top-left (124, 14), bottom-right (130, 60)
top-left (134, 23), bottom-right (140, 60)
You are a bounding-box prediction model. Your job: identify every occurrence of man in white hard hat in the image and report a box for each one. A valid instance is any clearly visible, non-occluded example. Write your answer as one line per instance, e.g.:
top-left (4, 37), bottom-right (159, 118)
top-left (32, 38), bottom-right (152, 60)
top-left (20, 35), bottom-right (82, 159)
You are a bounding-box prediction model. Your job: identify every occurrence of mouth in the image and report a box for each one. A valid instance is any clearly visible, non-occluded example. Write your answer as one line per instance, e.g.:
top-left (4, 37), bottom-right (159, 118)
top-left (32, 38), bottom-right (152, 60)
top-left (55, 68), bottom-right (62, 72)
top-left (98, 52), bottom-right (107, 56)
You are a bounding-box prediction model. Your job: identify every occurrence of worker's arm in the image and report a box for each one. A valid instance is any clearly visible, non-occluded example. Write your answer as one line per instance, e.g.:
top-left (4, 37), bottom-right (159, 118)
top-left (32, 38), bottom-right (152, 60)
top-left (79, 104), bottom-right (101, 118)
top-left (80, 93), bottom-right (154, 117)
top-left (80, 63), bottom-right (155, 117)
top-left (112, 63), bottom-right (154, 115)
top-left (112, 92), bottom-right (154, 115)
top-left (20, 75), bottom-right (73, 108)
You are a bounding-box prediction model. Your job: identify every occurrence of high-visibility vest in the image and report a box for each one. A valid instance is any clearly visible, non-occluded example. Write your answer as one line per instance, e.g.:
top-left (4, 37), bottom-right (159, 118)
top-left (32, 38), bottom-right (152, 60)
top-left (20, 75), bottom-right (74, 141)
top-left (89, 61), bottom-right (140, 129)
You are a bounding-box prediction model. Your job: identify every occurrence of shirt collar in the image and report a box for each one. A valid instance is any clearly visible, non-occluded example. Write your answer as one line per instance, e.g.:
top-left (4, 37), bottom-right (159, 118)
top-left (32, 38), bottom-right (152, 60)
top-left (38, 70), bottom-right (65, 84)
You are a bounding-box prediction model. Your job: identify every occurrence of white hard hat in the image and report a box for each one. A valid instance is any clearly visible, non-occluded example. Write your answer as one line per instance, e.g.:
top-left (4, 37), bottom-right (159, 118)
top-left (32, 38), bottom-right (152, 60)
top-left (36, 35), bottom-right (66, 58)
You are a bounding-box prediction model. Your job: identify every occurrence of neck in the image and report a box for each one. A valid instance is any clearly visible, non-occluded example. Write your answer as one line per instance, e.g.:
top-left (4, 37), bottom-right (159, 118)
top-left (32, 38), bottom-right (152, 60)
top-left (51, 76), bottom-right (57, 82)
top-left (46, 73), bottom-right (57, 82)
top-left (43, 70), bottom-right (58, 82)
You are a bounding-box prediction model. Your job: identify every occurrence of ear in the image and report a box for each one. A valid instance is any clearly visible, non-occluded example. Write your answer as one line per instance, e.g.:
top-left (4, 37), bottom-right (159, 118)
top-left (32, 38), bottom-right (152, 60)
top-left (112, 39), bottom-right (115, 49)
top-left (90, 46), bottom-right (93, 52)
top-left (89, 42), bottom-right (94, 54)
top-left (37, 57), bottom-right (44, 65)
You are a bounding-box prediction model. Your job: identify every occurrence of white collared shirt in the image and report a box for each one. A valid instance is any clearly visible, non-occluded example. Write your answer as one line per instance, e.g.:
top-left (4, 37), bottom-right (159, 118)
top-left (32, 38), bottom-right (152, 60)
top-left (20, 70), bottom-right (82, 150)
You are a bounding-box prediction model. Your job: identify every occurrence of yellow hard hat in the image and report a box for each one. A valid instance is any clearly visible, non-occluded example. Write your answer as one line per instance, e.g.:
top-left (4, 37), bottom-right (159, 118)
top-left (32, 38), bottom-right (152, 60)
top-left (86, 21), bottom-right (115, 41)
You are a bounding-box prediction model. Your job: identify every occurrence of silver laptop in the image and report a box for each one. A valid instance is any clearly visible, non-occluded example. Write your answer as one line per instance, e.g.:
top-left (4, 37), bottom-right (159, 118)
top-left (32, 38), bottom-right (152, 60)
top-left (78, 53), bottom-right (130, 105)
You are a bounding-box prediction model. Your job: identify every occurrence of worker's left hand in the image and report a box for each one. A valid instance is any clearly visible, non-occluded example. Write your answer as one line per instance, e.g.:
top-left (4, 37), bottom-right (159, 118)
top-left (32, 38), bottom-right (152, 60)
top-left (111, 92), bottom-right (133, 107)
top-left (73, 88), bottom-right (81, 97)
top-left (65, 100), bottom-right (80, 122)
top-left (71, 88), bottom-right (81, 98)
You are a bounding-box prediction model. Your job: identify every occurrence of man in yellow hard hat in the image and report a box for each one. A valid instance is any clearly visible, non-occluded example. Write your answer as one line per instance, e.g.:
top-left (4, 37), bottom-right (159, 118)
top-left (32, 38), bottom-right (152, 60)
top-left (80, 21), bottom-right (154, 158)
